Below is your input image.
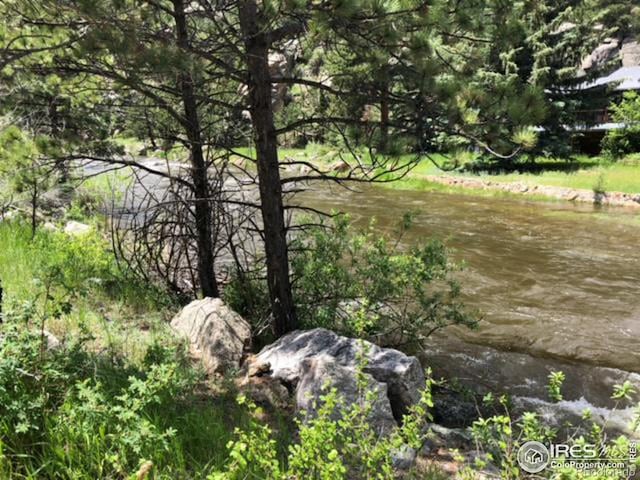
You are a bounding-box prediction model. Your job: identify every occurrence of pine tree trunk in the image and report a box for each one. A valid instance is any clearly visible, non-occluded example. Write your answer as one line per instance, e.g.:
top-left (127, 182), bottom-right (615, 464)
top-left (379, 72), bottom-right (390, 153)
top-left (172, 0), bottom-right (219, 299)
top-left (380, 86), bottom-right (390, 153)
top-left (239, 0), bottom-right (297, 336)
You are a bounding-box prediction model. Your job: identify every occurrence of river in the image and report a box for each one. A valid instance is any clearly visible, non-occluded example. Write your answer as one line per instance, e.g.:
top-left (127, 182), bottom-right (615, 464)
top-left (296, 183), bottom-right (640, 425)
top-left (99, 159), bottom-right (640, 429)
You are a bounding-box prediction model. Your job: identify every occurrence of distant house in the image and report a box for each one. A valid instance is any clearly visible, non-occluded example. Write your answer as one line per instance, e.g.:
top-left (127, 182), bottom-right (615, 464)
top-left (571, 39), bottom-right (640, 152)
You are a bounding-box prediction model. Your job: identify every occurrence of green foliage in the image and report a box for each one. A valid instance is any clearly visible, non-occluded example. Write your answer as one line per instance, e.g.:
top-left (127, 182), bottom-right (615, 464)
top-left (547, 370), bottom-right (565, 403)
top-left (0, 325), bottom-right (79, 445)
top-left (290, 215), bottom-right (476, 346)
top-left (0, 219), bottom-right (273, 479)
top-left (611, 380), bottom-right (636, 402)
top-left (0, 125), bottom-right (58, 230)
top-left (0, 314), bottom-right (243, 479)
top-left (467, 376), bottom-right (640, 479)
top-left (602, 92), bottom-right (640, 158)
top-left (211, 357), bottom-right (434, 480)
top-left (0, 222), bottom-right (169, 319)
top-left (43, 362), bottom-right (189, 478)
top-left (226, 214), bottom-right (475, 346)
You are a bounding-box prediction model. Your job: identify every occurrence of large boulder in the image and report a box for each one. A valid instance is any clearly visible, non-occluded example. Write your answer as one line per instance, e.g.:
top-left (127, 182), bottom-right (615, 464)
top-left (256, 328), bottom-right (426, 421)
top-left (170, 298), bottom-right (251, 374)
top-left (295, 355), bottom-right (397, 436)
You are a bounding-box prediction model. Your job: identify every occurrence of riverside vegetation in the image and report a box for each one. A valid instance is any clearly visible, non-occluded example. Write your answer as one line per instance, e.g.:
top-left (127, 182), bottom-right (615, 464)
top-left (1, 0), bottom-right (640, 477)
top-left (0, 203), bottom-right (638, 479)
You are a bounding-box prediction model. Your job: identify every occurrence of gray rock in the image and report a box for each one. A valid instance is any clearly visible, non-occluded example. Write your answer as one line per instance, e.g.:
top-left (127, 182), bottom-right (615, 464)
top-left (43, 330), bottom-right (61, 350)
top-left (621, 39), bottom-right (640, 68)
top-left (422, 424), bottom-right (473, 452)
top-left (43, 222), bottom-right (58, 232)
top-left (170, 298), bottom-right (251, 374)
top-left (295, 355), bottom-right (397, 436)
top-left (256, 328), bottom-right (426, 421)
top-left (391, 444), bottom-right (418, 470)
top-left (432, 390), bottom-right (479, 428)
top-left (63, 221), bottom-right (92, 236)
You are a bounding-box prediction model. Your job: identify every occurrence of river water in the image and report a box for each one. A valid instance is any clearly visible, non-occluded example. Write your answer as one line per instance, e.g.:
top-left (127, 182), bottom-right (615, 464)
top-left (296, 183), bottom-right (640, 421)
top-left (99, 159), bottom-right (640, 428)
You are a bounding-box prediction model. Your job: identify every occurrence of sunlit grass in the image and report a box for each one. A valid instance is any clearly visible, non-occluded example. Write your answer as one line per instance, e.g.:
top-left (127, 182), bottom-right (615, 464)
top-left (112, 138), bottom-right (640, 194)
top-left (270, 146), bottom-right (640, 194)
top-left (0, 221), bottom-right (293, 478)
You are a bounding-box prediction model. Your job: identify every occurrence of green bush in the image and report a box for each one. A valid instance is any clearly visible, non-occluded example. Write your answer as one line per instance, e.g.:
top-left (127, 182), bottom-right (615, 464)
top-left (226, 214), bottom-right (476, 347)
top-left (41, 362), bottom-right (191, 479)
top-left (0, 222), bottom-right (242, 479)
top-left (0, 312), bottom-right (249, 479)
top-left (602, 92), bottom-right (640, 158)
top-left (211, 349), bottom-right (434, 480)
top-left (0, 325), bottom-right (84, 449)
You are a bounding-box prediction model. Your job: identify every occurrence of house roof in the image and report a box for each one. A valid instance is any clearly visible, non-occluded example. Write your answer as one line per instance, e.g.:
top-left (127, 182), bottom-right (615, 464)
top-left (582, 66), bottom-right (640, 91)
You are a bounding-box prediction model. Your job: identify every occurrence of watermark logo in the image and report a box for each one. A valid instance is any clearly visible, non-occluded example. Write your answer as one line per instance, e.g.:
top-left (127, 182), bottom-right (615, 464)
top-left (517, 441), bottom-right (637, 476)
top-left (517, 441), bottom-right (550, 473)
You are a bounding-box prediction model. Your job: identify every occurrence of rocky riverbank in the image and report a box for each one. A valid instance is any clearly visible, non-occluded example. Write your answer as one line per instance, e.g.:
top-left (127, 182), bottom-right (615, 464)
top-left (423, 175), bottom-right (640, 208)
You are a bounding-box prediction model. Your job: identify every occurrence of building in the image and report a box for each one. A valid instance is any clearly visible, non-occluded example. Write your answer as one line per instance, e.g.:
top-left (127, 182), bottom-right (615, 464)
top-left (572, 39), bottom-right (640, 152)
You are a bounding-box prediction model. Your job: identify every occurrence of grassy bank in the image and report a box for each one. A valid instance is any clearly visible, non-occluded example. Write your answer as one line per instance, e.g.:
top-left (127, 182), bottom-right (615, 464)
top-left (119, 137), bottom-right (640, 199)
top-left (0, 221), bottom-right (290, 479)
top-left (0, 219), bottom-right (455, 479)
top-left (276, 145), bottom-right (640, 196)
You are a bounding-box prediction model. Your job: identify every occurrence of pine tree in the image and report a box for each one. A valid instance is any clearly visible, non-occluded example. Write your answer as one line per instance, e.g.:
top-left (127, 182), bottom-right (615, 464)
top-left (3, 0), bottom-right (619, 335)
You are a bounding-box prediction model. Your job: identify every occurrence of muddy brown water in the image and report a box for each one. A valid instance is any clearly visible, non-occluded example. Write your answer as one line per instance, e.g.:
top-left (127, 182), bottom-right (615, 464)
top-left (296, 184), bottom-right (640, 414)
top-left (98, 159), bottom-right (640, 422)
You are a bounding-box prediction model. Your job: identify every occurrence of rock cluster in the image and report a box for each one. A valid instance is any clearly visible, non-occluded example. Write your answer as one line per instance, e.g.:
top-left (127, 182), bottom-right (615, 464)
top-left (256, 328), bottom-right (426, 423)
top-left (170, 302), bottom-right (427, 468)
top-left (170, 299), bottom-right (427, 429)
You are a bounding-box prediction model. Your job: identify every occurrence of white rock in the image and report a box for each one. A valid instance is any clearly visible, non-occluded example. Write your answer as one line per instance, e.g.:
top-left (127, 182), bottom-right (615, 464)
top-left (43, 330), bottom-right (61, 350)
top-left (170, 298), bottom-right (251, 374)
top-left (63, 221), bottom-right (92, 236)
top-left (257, 328), bottom-right (426, 421)
top-left (43, 222), bottom-right (58, 232)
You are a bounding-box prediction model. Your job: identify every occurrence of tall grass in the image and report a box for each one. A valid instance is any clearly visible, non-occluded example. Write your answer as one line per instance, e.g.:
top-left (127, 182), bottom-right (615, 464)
top-left (0, 220), bottom-right (293, 479)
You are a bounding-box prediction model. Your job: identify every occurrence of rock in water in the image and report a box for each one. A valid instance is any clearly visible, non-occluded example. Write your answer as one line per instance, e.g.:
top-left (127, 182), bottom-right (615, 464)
top-left (256, 328), bottom-right (425, 421)
top-left (170, 298), bottom-right (251, 374)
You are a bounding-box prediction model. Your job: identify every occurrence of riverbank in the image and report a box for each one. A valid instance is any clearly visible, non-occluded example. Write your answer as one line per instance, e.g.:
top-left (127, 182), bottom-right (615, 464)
top-left (2, 189), bottom-right (639, 478)
top-left (409, 174), bottom-right (640, 208)
top-left (118, 139), bottom-right (640, 208)
top-left (278, 146), bottom-right (640, 207)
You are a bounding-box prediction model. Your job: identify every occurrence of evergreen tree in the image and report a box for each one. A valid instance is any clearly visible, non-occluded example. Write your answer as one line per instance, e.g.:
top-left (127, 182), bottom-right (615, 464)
top-left (3, 0), bottom-right (623, 335)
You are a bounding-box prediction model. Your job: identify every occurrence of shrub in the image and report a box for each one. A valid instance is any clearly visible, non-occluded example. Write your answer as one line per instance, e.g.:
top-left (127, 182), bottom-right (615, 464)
top-left (0, 325), bottom-right (83, 449)
top-left (0, 311), bottom-right (235, 479)
top-left (226, 214), bottom-right (476, 347)
top-left (41, 362), bottom-right (191, 479)
top-left (602, 92), bottom-right (640, 158)
top-left (211, 351), bottom-right (434, 480)
top-left (291, 215), bottom-right (476, 346)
